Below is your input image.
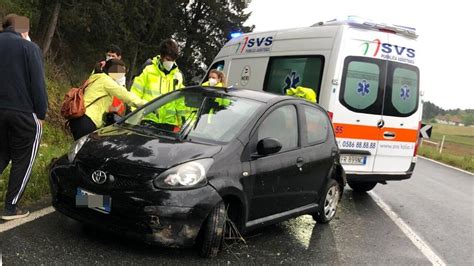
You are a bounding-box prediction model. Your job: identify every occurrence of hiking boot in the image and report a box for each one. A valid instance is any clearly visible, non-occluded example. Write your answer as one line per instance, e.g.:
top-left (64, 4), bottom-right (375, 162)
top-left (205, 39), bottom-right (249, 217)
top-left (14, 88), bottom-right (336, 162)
top-left (1, 207), bottom-right (30, 220)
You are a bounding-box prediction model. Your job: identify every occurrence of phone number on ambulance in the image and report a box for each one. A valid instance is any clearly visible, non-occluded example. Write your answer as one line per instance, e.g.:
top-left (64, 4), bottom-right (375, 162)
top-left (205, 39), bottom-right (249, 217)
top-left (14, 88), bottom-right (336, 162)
top-left (337, 140), bottom-right (376, 149)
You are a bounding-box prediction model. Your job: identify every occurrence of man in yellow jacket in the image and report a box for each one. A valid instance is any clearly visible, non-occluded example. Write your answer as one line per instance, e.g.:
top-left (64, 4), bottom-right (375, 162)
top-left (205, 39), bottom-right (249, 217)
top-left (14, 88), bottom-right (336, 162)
top-left (131, 39), bottom-right (185, 129)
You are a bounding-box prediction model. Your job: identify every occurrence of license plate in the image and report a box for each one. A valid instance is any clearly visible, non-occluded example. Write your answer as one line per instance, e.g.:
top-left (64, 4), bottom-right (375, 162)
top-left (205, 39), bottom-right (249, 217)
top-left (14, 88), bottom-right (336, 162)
top-left (76, 188), bottom-right (111, 214)
top-left (340, 155), bottom-right (367, 165)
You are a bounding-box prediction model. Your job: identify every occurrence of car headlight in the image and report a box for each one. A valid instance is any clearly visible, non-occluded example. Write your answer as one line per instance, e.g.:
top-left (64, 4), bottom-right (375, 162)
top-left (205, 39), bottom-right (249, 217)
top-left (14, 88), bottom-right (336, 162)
top-left (67, 135), bottom-right (88, 162)
top-left (153, 158), bottom-right (214, 189)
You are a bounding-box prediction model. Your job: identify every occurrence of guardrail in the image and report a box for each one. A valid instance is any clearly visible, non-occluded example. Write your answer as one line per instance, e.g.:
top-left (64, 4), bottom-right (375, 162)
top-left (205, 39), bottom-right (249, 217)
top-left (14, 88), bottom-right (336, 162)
top-left (420, 135), bottom-right (445, 153)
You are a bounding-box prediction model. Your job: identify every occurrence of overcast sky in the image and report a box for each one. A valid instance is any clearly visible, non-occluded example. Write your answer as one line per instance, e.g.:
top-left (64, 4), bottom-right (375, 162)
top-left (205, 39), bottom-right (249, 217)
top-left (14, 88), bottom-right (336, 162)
top-left (244, 0), bottom-right (474, 110)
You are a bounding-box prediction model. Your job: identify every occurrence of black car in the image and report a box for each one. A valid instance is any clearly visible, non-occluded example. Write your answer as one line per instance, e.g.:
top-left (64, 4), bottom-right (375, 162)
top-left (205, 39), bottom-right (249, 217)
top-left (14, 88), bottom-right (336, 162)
top-left (50, 86), bottom-right (345, 257)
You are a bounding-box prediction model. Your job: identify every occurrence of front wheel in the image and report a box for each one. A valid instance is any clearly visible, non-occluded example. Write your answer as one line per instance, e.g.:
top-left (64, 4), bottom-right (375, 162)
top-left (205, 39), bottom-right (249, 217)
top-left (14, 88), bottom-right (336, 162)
top-left (348, 181), bottom-right (377, 192)
top-left (313, 179), bottom-right (341, 224)
top-left (199, 201), bottom-right (226, 258)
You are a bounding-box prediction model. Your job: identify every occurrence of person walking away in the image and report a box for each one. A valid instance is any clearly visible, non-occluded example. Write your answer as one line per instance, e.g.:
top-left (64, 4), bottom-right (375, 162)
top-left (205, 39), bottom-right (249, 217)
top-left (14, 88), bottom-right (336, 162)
top-left (131, 39), bottom-right (185, 131)
top-left (68, 59), bottom-right (146, 140)
top-left (0, 14), bottom-right (48, 220)
top-left (202, 69), bottom-right (226, 87)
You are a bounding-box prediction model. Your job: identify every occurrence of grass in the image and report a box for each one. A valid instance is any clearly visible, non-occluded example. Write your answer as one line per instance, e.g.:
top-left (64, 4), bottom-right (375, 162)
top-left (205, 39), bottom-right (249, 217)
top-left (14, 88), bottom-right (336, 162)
top-left (418, 123), bottom-right (474, 173)
top-left (0, 123), bottom-right (72, 210)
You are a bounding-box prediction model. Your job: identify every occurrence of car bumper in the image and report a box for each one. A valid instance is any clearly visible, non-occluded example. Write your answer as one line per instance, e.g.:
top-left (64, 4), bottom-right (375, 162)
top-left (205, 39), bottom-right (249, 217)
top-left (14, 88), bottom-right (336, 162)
top-left (346, 162), bottom-right (416, 182)
top-left (49, 156), bottom-right (222, 248)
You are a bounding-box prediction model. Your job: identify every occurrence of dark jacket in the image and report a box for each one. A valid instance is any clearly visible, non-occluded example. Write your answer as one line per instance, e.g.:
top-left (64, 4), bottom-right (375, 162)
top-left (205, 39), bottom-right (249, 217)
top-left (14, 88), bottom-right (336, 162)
top-left (0, 27), bottom-right (47, 119)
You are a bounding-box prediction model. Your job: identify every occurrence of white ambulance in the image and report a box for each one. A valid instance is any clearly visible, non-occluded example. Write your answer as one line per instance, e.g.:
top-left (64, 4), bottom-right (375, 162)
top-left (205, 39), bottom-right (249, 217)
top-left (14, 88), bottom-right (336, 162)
top-left (206, 17), bottom-right (422, 192)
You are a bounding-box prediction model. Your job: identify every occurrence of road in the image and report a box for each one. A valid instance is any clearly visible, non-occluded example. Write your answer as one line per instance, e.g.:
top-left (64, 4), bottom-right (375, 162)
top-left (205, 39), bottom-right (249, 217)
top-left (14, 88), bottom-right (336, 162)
top-left (1, 157), bottom-right (472, 265)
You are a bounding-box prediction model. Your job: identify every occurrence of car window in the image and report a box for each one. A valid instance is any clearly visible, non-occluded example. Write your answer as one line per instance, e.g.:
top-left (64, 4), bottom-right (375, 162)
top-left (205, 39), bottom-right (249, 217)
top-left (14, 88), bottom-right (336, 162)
top-left (340, 58), bottom-right (383, 114)
top-left (383, 64), bottom-right (419, 117)
top-left (303, 105), bottom-right (329, 144)
top-left (264, 56), bottom-right (324, 101)
top-left (122, 89), bottom-right (262, 143)
top-left (258, 105), bottom-right (298, 151)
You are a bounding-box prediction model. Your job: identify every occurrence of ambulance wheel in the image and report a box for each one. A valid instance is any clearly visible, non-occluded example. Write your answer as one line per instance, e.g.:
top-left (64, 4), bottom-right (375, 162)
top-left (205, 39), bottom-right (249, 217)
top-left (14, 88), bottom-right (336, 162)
top-left (199, 201), bottom-right (226, 258)
top-left (348, 181), bottom-right (377, 192)
top-left (313, 179), bottom-right (341, 224)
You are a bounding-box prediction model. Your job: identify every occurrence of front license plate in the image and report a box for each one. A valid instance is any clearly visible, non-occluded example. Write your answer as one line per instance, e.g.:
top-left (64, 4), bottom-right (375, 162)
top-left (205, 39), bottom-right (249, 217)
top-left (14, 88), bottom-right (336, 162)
top-left (76, 188), bottom-right (111, 214)
top-left (340, 155), bottom-right (367, 165)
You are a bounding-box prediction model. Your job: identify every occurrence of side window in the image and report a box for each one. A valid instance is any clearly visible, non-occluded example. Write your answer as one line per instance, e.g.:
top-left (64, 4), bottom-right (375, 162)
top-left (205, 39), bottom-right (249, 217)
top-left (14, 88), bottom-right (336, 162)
top-left (303, 105), bottom-right (329, 144)
top-left (383, 64), bottom-right (419, 117)
top-left (258, 105), bottom-right (298, 152)
top-left (340, 56), bottom-right (384, 115)
top-left (264, 56), bottom-right (324, 100)
top-left (203, 60), bottom-right (225, 83)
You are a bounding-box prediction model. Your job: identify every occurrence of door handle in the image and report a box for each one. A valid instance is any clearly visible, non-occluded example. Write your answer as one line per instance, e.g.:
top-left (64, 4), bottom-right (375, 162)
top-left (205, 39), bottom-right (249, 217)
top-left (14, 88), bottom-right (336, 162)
top-left (383, 131), bottom-right (396, 139)
top-left (296, 157), bottom-right (304, 168)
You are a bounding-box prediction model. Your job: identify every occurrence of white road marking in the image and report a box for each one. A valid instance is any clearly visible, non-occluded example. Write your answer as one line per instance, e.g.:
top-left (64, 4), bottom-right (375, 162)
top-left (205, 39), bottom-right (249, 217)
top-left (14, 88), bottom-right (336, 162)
top-left (418, 156), bottom-right (474, 176)
top-left (0, 207), bottom-right (55, 233)
top-left (369, 191), bottom-right (446, 266)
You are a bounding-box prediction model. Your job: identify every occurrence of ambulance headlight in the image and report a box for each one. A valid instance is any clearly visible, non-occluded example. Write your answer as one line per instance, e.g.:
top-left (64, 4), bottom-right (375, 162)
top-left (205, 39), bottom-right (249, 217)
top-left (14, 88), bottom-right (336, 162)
top-left (153, 159), bottom-right (213, 189)
top-left (68, 135), bottom-right (88, 162)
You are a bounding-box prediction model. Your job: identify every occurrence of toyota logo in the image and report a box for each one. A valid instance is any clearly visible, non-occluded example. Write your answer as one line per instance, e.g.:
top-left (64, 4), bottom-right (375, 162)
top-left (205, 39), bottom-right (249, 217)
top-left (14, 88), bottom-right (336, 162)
top-left (91, 170), bottom-right (107, 184)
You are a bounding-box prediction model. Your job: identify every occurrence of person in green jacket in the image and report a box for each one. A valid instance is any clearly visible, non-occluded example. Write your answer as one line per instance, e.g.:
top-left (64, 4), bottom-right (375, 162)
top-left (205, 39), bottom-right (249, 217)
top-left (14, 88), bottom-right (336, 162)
top-left (68, 59), bottom-right (146, 140)
top-left (131, 39), bottom-right (185, 130)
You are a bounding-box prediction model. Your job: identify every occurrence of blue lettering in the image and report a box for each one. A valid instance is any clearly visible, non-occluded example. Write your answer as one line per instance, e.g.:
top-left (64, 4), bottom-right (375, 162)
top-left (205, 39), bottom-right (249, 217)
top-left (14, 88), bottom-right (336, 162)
top-left (256, 37), bottom-right (265, 46)
top-left (247, 39), bottom-right (255, 47)
top-left (394, 45), bottom-right (406, 55)
top-left (381, 43), bottom-right (392, 53)
top-left (265, 36), bottom-right (273, 46)
top-left (407, 48), bottom-right (415, 58)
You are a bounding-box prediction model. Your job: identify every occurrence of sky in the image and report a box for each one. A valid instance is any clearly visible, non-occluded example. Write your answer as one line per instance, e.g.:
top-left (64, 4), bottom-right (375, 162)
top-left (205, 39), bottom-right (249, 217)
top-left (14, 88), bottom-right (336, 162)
top-left (244, 0), bottom-right (474, 110)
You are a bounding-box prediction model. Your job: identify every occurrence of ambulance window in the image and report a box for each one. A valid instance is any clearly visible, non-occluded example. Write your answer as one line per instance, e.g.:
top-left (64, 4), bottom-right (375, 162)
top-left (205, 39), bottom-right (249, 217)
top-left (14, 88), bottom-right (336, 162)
top-left (383, 64), bottom-right (419, 117)
top-left (203, 61), bottom-right (225, 84)
top-left (303, 105), bottom-right (329, 145)
top-left (263, 56), bottom-right (324, 100)
top-left (340, 57), bottom-right (384, 114)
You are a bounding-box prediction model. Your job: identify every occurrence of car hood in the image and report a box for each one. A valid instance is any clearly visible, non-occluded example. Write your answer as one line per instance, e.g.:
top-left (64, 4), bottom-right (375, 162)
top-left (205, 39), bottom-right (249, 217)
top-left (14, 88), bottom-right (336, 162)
top-left (76, 125), bottom-right (222, 169)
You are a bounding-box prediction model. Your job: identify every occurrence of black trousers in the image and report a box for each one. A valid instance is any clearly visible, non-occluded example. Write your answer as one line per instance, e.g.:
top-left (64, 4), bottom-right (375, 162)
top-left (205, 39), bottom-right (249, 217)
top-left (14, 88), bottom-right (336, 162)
top-left (68, 115), bottom-right (97, 141)
top-left (0, 109), bottom-right (42, 211)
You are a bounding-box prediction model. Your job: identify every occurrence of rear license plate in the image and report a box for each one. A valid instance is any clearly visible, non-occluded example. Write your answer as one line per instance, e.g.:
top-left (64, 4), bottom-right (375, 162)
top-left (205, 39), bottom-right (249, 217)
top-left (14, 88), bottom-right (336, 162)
top-left (76, 188), bottom-right (111, 214)
top-left (340, 155), bottom-right (367, 165)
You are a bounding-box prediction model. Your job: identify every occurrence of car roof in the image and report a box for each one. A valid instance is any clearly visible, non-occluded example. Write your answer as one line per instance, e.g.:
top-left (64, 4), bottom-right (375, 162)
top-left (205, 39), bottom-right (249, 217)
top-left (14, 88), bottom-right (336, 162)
top-left (183, 86), bottom-right (299, 104)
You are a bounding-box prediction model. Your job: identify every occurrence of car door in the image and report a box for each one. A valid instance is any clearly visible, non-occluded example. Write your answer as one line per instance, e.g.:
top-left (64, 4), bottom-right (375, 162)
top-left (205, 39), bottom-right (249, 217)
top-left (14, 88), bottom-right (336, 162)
top-left (247, 103), bottom-right (303, 220)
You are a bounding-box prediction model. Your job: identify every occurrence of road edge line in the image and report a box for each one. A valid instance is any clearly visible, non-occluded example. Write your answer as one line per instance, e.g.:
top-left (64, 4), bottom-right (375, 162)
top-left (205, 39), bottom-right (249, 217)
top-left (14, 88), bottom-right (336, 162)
top-left (369, 191), bottom-right (446, 266)
top-left (418, 156), bottom-right (474, 176)
top-left (0, 206), bottom-right (55, 233)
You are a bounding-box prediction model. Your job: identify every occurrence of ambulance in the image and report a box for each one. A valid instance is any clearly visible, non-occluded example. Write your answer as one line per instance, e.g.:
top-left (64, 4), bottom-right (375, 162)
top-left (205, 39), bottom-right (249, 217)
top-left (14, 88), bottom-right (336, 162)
top-left (207, 16), bottom-right (422, 192)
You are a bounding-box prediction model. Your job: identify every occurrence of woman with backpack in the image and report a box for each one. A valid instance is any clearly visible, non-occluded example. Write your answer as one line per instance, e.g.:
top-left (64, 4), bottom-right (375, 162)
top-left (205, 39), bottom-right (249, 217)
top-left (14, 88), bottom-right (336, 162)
top-left (68, 59), bottom-right (146, 140)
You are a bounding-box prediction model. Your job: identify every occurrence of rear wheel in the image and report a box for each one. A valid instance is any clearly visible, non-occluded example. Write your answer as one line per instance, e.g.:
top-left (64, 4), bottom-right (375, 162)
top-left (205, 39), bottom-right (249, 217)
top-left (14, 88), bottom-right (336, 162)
top-left (348, 181), bottom-right (377, 192)
top-left (313, 179), bottom-right (341, 224)
top-left (199, 201), bottom-right (226, 258)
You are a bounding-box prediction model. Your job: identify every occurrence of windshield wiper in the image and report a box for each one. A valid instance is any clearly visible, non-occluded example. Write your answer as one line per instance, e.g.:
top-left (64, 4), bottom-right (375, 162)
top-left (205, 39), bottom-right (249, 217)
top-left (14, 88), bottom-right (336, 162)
top-left (178, 97), bottom-right (207, 141)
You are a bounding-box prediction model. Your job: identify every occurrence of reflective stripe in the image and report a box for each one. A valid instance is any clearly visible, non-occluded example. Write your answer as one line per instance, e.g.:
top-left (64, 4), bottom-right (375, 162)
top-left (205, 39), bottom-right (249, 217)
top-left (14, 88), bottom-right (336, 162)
top-left (12, 113), bottom-right (42, 204)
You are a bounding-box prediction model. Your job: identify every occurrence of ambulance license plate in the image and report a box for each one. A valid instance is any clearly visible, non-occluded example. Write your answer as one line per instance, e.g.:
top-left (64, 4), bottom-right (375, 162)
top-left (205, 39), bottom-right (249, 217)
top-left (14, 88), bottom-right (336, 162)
top-left (76, 188), bottom-right (111, 214)
top-left (340, 155), bottom-right (367, 165)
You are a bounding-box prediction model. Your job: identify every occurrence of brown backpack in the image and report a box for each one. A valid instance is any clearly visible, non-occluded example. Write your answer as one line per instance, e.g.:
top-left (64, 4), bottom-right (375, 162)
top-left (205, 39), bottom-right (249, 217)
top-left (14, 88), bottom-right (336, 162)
top-left (61, 79), bottom-right (96, 119)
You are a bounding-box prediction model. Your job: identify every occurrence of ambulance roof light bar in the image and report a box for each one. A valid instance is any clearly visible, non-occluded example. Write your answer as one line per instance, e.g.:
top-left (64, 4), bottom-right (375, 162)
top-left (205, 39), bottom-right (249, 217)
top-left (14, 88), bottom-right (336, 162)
top-left (312, 15), bottom-right (418, 39)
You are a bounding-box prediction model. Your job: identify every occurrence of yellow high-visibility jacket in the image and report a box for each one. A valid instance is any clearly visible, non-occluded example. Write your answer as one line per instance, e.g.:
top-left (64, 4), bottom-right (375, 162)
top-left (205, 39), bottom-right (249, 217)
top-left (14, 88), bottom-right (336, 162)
top-left (131, 56), bottom-right (185, 125)
top-left (84, 73), bottom-right (146, 128)
top-left (286, 86), bottom-right (317, 103)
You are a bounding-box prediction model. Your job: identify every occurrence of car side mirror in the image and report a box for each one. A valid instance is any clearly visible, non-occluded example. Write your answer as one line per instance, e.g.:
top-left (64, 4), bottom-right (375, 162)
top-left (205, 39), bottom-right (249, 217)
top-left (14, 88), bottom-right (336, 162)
top-left (256, 138), bottom-right (282, 156)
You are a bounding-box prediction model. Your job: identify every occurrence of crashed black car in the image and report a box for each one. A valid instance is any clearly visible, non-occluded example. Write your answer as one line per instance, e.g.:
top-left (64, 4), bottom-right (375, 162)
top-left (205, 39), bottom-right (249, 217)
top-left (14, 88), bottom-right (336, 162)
top-left (50, 86), bottom-right (345, 257)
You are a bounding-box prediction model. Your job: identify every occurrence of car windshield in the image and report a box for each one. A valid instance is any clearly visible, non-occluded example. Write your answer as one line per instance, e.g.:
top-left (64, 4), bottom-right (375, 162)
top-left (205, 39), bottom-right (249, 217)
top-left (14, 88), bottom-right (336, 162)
top-left (121, 88), bottom-right (263, 143)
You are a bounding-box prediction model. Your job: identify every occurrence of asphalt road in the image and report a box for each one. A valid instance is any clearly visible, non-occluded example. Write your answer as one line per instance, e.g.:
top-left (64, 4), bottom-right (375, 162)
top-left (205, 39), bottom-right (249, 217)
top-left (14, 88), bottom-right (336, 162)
top-left (1, 157), bottom-right (472, 265)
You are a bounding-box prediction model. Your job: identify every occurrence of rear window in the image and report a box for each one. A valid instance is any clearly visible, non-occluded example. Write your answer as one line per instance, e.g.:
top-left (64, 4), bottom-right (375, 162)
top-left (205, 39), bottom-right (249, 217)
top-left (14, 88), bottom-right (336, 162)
top-left (340, 56), bottom-right (419, 117)
top-left (263, 56), bottom-right (324, 101)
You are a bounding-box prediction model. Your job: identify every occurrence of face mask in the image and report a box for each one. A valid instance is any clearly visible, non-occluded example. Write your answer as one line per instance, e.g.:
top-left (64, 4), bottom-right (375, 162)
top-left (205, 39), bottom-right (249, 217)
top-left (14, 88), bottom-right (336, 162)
top-left (162, 60), bottom-right (175, 71)
top-left (106, 55), bottom-right (113, 61)
top-left (208, 78), bottom-right (218, 86)
top-left (115, 76), bottom-right (126, 87)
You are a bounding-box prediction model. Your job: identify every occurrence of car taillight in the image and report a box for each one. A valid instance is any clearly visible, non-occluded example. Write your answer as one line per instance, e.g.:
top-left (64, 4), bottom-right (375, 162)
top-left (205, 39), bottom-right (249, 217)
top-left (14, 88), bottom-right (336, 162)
top-left (328, 111), bottom-right (333, 121)
top-left (413, 121), bottom-right (422, 156)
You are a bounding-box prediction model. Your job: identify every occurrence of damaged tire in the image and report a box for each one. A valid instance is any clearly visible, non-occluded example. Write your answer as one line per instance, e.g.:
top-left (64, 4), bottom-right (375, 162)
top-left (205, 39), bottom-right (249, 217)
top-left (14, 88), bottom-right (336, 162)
top-left (199, 201), bottom-right (226, 258)
top-left (313, 179), bottom-right (341, 224)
